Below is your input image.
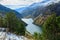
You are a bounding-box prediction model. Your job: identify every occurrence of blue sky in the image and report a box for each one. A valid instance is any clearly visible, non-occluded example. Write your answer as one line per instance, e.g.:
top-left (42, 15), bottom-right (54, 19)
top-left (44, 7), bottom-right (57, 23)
top-left (0, 0), bottom-right (60, 9)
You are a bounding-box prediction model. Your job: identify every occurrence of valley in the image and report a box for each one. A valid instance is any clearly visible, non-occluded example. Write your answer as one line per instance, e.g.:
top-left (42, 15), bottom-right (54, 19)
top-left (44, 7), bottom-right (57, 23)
top-left (0, 0), bottom-right (60, 40)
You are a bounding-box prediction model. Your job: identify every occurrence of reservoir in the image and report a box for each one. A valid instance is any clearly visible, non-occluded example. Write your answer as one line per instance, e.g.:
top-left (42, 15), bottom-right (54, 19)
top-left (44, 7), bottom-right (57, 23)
top-left (22, 18), bottom-right (42, 34)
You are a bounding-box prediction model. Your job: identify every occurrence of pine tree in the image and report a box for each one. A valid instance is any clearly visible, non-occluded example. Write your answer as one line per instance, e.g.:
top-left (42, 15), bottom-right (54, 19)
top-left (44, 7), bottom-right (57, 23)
top-left (4, 12), bottom-right (26, 35)
top-left (42, 13), bottom-right (58, 40)
top-left (0, 13), bottom-right (3, 27)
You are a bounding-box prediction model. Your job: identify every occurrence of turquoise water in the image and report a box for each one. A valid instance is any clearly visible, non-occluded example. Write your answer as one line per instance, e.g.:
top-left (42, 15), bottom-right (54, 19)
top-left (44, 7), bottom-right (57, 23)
top-left (22, 18), bottom-right (42, 34)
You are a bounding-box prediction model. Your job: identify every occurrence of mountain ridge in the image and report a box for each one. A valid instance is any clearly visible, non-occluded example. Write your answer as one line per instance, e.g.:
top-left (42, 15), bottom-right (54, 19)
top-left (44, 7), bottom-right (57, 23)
top-left (34, 2), bottom-right (60, 26)
top-left (0, 4), bottom-right (22, 18)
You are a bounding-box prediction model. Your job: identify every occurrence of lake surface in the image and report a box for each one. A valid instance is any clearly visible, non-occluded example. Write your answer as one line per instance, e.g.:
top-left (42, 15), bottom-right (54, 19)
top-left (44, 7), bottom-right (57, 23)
top-left (22, 18), bottom-right (42, 34)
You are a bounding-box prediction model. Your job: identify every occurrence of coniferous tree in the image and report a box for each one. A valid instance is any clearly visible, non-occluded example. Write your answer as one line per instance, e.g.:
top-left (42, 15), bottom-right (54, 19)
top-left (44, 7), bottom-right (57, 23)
top-left (42, 13), bottom-right (60, 40)
top-left (0, 13), bottom-right (3, 27)
top-left (4, 12), bottom-right (26, 35)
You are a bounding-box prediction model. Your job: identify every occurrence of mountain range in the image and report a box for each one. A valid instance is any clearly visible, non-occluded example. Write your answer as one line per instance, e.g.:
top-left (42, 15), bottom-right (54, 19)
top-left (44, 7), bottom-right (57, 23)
top-left (15, 0), bottom-right (51, 18)
top-left (34, 2), bottom-right (60, 26)
top-left (1, 0), bottom-right (60, 26)
top-left (15, 0), bottom-right (60, 19)
top-left (0, 4), bottom-right (27, 26)
top-left (15, 1), bottom-right (60, 26)
top-left (0, 4), bottom-right (22, 18)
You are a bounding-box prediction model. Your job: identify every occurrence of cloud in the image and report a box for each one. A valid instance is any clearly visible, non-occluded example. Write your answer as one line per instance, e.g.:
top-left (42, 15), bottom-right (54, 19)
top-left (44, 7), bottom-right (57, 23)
top-left (0, 0), bottom-right (60, 6)
top-left (0, 0), bottom-right (60, 9)
top-left (4, 5), bottom-right (27, 9)
top-left (0, 0), bottom-right (43, 9)
top-left (0, 0), bottom-right (43, 5)
top-left (52, 0), bottom-right (60, 3)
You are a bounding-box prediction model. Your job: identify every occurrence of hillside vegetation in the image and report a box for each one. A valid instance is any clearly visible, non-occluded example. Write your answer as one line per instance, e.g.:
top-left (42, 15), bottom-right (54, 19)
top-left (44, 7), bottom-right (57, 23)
top-left (32, 13), bottom-right (60, 40)
top-left (0, 12), bottom-right (27, 35)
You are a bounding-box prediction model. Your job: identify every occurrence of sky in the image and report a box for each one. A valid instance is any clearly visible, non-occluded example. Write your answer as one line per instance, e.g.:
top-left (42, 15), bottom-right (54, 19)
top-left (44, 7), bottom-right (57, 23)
top-left (0, 0), bottom-right (44, 9)
top-left (0, 0), bottom-right (43, 9)
top-left (0, 0), bottom-right (60, 9)
top-left (0, 0), bottom-right (43, 5)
